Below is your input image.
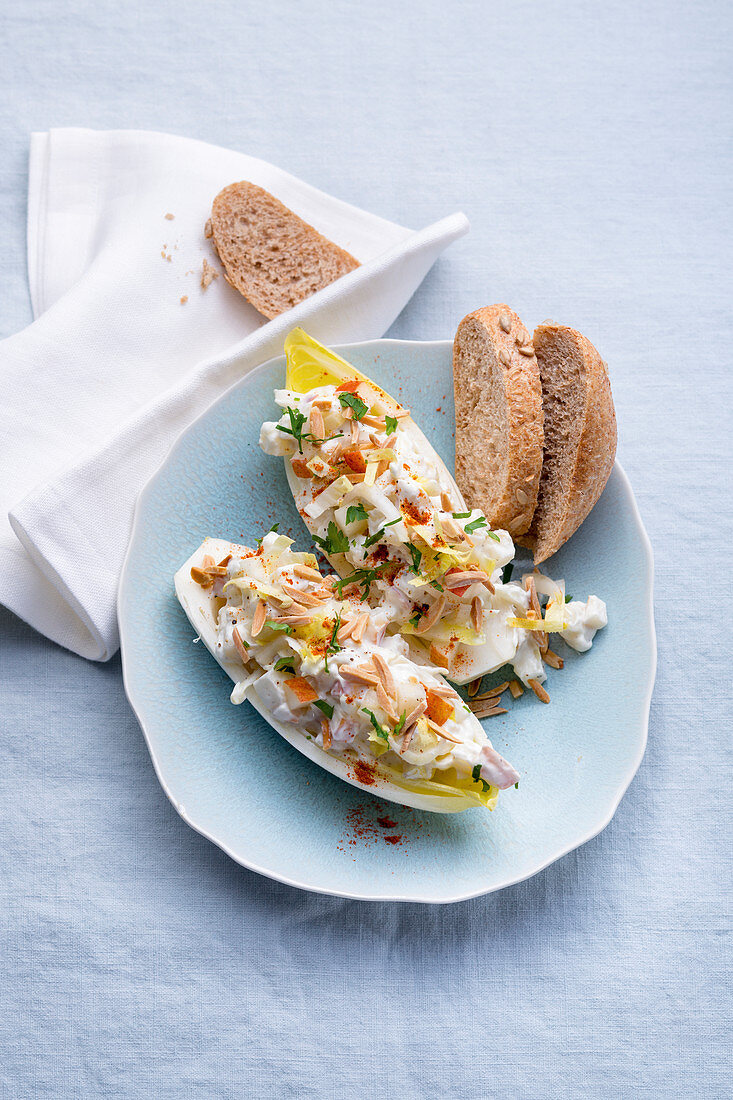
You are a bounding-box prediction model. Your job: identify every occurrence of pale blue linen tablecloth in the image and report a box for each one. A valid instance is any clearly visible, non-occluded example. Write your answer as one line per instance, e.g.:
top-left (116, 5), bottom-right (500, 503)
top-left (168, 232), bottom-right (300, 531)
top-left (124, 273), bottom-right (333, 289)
top-left (0, 1), bottom-right (730, 1096)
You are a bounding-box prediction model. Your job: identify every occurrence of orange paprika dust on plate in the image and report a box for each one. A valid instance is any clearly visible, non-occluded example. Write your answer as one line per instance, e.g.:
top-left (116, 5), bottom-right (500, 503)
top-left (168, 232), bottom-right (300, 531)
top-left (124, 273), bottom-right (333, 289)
top-left (336, 803), bottom-right (430, 853)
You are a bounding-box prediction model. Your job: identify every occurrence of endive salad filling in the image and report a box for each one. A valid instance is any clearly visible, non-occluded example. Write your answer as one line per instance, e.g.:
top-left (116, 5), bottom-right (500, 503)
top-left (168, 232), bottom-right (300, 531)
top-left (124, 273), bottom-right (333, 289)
top-left (259, 331), bottom-right (607, 687)
top-left (188, 531), bottom-right (520, 804)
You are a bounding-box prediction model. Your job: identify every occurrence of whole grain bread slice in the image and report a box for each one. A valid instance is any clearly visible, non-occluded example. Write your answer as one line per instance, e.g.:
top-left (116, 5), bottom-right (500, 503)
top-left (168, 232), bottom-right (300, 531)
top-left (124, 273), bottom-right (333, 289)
top-left (517, 321), bottom-right (617, 563)
top-left (210, 182), bottom-right (360, 319)
top-left (453, 306), bottom-right (544, 537)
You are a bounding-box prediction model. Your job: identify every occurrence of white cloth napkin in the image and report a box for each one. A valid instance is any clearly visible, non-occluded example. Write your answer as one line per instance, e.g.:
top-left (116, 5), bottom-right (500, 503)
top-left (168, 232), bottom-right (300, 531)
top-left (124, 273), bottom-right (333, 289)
top-left (0, 129), bottom-right (468, 660)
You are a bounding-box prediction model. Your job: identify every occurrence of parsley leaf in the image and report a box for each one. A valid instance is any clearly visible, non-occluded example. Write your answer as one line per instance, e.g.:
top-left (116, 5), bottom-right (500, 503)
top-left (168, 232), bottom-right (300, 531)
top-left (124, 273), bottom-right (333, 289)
top-left (407, 543), bottom-right (422, 573)
top-left (452, 511), bottom-right (472, 519)
top-left (514, 782), bottom-right (520, 790)
top-left (363, 517), bottom-right (401, 549)
top-left (409, 609), bottom-right (422, 628)
top-left (471, 763), bottom-right (491, 793)
top-left (276, 406), bottom-right (309, 453)
top-left (362, 707), bottom-right (389, 741)
top-left (324, 611), bottom-right (342, 674)
top-left (334, 561), bottom-right (394, 601)
top-left (312, 521), bottom-right (350, 555)
top-left (385, 415), bottom-right (398, 436)
top-left (502, 563), bottom-right (514, 584)
top-left (393, 711), bottom-right (407, 737)
top-left (430, 580), bottom-right (444, 592)
top-left (274, 656), bottom-right (296, 672)
top-left (338, 392), bottom-right (368, 420)
top-left (313, 699), bottom-right (334, 719)
top-left (345, 503), bottom-right (368, 526)
top-left (265, 621), bottom-right (293, 635)
top-left (255, 522), bottom-right (280, 547)
top-left (565, 594), bottom-right (573, 603)
top-left (465, 516), bottom-right (488, 534)
top-left (487, 530), bottom-right (500, 542)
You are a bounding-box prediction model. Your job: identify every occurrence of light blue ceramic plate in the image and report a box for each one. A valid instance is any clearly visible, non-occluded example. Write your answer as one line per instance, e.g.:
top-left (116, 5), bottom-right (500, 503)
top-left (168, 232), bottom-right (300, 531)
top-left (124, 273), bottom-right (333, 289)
top-left (118, 340), bottom-right (655, 903)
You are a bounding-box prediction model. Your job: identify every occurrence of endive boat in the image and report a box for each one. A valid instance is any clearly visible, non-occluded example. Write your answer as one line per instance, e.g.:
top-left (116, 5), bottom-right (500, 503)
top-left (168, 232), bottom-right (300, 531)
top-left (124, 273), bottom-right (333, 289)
top-left (175, 531), bottom-right (521, 812)
top-left (259, 329), bottom-right (607, 687)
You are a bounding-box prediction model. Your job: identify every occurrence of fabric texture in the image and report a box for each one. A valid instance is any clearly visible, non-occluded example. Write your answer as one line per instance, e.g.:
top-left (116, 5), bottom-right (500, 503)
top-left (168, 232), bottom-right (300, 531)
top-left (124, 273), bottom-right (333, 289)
top-left (0, 1), bottom-right (730, 1098)
top-left (0, 128), bottom-right (467, 660)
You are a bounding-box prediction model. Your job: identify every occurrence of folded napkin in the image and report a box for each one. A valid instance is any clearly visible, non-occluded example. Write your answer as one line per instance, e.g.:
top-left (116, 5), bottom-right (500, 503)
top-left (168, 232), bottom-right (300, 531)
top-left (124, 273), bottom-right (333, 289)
top-left (0, 129), bottom-right (468, 660)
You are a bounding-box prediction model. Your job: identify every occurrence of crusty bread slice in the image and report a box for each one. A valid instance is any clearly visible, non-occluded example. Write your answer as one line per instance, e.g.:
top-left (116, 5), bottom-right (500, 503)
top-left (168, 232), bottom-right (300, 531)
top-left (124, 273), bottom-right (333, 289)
top-left (210, 182), bottom-right (360, 319)
top-left (453, 305), bottom-right (544, 537)
top-left (517, 321), bottom-right (617, 563)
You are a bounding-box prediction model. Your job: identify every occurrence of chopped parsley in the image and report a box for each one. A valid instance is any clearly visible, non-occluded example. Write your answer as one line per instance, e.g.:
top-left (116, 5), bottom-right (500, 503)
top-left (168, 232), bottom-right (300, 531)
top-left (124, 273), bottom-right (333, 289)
top-left (393, 711), bottom-right (407, 737)
top-left (408, 609), bottom-right (422, 628)
top-left (362, 707), bottom-right (389, 741)
top-left (385, 415), bottom-right (398, 436)
top-left (345, 503), bottom-right (369, 526)
top-left (323, 612), bottom-right (342, 674)
top-left (265, 621), bottom-right (293, 635)
top-left (502, 563), bottom-right (514, 584)
top-left (255, 522), bottom-right (279, 547)
top-left (312, 521), bottom-right (350, 555)
top-left (338, 392), bottom-right (368, 420)
top-left (363, 517), bottom-right (402, 549)
top-left (430, 580), bottom-right (444, 592)
top-left (276, 406), bottom-right (309, 453)
top-left (514, 782), bottom-right (520, 790)
top-left (465, 516), bottom-right (488, 534)
top-left (334, 561), bottom-right (394, 601)
top-left (274, 656), bottom-right (296, 672)
top-left (407, 543), bottom-right (422, 573)
top-left (452, 511), bottom-right (472, 519)
top-left (487, 530), bottom-right (501, 542)
top-left (472, 763), bottom-right (492, 793)
top-left (565, 594), bottom-right (573, 603)
top-left (313, 699), bottom-right (334, 720)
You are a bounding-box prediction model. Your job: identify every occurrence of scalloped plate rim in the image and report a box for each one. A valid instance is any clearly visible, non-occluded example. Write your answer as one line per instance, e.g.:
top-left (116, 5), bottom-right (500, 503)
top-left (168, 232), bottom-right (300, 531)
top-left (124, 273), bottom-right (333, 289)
top-left (118, 338), bottom-right (656, 904)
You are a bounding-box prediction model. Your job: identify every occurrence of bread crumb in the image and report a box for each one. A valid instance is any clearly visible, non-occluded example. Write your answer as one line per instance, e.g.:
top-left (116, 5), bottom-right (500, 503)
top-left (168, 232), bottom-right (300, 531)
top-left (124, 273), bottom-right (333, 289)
top-left (201, 259), bottom-right (219, 290)
top-left (164, 212), bottom-right (175, 220)
top-left (180, 295), bottom-right (188, 304)
top-left (161, 249), bottom-right (172, 262)
top-left (204, 218), bottom-right (213, 239)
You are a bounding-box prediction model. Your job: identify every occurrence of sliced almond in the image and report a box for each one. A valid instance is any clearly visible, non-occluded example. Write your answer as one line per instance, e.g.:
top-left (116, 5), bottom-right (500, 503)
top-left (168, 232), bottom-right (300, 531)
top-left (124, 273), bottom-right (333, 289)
top-left (542, 649), bottom-right (564, 670)
top-left (475, 681), bottom-right (511, 700)
top-left (336, 619), bottom-right (355, 643)
top-left (231, 626), bottom-right (249, 662)
top-left (351, 612), bottom-right (369, 644)
top-left (467, 677), bottom-right (482, 698)
top-left (372, 652), bottom-right (396, 698)
top-left (251, 599), bottom-right (267, 637)
top-left (376, 683), bottom-right (397, 720)
top-left (444, 569), bottom-right (490, 589)
top-left (440, 491), bottom-right (452, 512)
top-left (321, 717), bottom-right (332, 750)
top-left (528, 678), bottom-right (550, 703)
top-left (471, 704), bottom-right (508, 718)
top-left (280, 583), bottom-right (324, 608)
top-left (509, 680), bottom-right (524, 699)
top-left (413, 595), bottom-right (446, 635)
top-left (292, 564), bottom-right (322, 581)
top-left (309, 406), bottom-right (325, 440)
top-left (425, 718), bottom-right (462, 743)
top-left (340, 664), bottom-right (379, 686)
top-left (190, 566), bottom-right (214, 588)
top-left (470, 596), bottom-right (483, 633)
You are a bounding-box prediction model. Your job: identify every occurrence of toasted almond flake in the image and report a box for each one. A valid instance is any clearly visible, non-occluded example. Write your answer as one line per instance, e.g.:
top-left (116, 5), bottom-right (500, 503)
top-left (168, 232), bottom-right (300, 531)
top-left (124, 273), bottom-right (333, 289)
top-left (361, 414), bottom-right (388, 429)
top-left (312, 398), bottom-right (332, 410)
top-left (427, 682), bottom-right (455, 701)
top-left (467, 677), bottom-right (482, 697)
top-left (429, 644), bottom-right (450, 669)
top-left (292, 564), bottom-right (322, 581)
top-left (201, 554), bottom-right (215, 570)
top-left (470, 596), bottom-right (483, 633)
top-left (401, 721), bottom-right (418, 752)
top-left (404, 700), bottom-right (427, 728)
top-left (251, 599), bottom-right (267, 637)
top-left (217, 555), bottom-right (232, 568)
top-left (190, 565), bottom-right (214, 588)
top-left (509, 680), bottom-right (524, 699)
top-left (372, 652), bottom-right (396, 698)
top-left (543, 648), bottom-right (564, 669)
top-left (471, 704), bottom-right (508, 718)
top-left (271, 613), bottom-right (312, 626)
top-left (309, 406), bottom-right (325, 440)
top-left (321, 717), bottom-right (332, 750)
top-left (351, 612), bottom-right (370, 643)
top-left (231, 626), bottom-right (249, 662)
top-left (440, 491), bottom-right (452, 511)
top-left (440, 516), bottom-right (466, 541)
top-left (528, 678), bottom-right (550, 703)
top-left (523, 575), bottom-right (548, 651)
top-left (336, 619), bottom-right (355, 643)
top-left (425, 718), bottom-right (462, 743)
top-left (475, 680), bottom-right (511, 699)
top-left (444, 569), bottom-right (490, 588)
top-left (376, 683), bottom-right (397, 720)
top-left (280, 583), bottom-right (324, 608)
top-left (413, 594), bottom-right (446, 635)
top-left (340, 665), bottom-right (379, 685)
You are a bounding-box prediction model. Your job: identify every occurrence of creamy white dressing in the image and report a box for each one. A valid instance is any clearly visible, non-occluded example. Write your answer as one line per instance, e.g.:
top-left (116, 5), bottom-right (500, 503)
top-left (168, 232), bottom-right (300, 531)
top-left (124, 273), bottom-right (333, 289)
top-left (260, 382), bottom-right (608, 687)
top-left (202, 532), bottom-right (519, 792)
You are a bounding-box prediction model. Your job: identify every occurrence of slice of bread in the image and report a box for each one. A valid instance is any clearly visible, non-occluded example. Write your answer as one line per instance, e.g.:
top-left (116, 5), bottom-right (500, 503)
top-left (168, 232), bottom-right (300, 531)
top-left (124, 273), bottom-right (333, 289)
top-left (210, 182), bottom-right (360, 319)
top-left (517, 321), bottom-right (617, 563)
top-left (453, 306), bottom-right (544, 537)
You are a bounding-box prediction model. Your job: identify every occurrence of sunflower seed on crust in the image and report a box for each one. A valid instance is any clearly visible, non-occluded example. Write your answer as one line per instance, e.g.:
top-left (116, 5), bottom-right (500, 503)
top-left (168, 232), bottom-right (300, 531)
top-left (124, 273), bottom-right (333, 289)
top-left (498, 348), bottom-right (511, 367)
top-left (517, 344), bottom-right (535, 357)
top-left (499, 312), bottom-right (511, 333)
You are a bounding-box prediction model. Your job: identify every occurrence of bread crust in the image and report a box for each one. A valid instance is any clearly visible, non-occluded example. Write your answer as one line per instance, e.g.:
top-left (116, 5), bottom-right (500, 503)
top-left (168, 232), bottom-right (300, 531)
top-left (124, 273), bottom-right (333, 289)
top-left (520, 321), bottom-right (617, 563)
top-left (210, 182), bottom-right (359, 319)
top-left (453, 306), bottom-right (544, 537)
